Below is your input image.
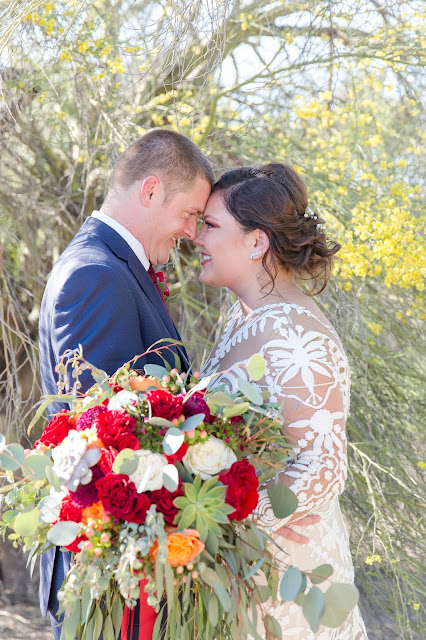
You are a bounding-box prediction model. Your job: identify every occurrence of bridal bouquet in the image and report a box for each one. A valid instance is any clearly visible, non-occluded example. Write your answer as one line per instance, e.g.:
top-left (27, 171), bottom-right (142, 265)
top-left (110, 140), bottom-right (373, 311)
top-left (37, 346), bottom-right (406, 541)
top-left (0, 346), bottom-right (359, 640)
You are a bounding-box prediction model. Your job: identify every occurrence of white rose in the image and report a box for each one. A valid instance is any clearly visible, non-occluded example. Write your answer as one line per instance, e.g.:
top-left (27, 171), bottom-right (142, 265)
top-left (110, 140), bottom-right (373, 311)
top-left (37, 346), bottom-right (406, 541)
top-left (129, 450), bottom-right (168, 493)
top-left (108, 390), bottom-right (139, 411)
top-left (182, 436), bottom-right (237, 480)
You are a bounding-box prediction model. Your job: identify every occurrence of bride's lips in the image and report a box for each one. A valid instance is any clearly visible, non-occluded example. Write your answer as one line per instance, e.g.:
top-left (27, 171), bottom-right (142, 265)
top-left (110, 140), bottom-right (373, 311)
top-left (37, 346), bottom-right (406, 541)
top-left (200, 252), bottom-right (212, 266)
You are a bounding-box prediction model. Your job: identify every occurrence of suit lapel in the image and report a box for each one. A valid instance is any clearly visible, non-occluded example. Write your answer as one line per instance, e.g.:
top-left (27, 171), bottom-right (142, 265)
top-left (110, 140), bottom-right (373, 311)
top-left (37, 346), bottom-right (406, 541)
top-left (80, 217), bottom-right (189, 366)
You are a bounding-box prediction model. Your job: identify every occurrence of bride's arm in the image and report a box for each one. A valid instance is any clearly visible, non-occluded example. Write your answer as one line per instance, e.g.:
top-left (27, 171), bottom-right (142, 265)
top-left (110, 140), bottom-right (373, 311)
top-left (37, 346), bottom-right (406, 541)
top-left (261, 323), bottom-right (349, 523)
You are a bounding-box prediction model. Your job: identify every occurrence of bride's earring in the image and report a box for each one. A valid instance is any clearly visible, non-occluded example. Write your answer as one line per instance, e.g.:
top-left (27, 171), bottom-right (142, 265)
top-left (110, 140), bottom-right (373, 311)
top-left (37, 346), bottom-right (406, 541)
top-left (250, 250), bottom-right (262, 259)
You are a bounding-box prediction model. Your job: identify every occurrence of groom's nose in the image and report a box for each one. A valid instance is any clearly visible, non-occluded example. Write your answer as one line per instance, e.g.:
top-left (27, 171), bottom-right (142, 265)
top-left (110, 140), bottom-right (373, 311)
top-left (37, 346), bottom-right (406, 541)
top-left (184, 216), bottom-right (198, 241)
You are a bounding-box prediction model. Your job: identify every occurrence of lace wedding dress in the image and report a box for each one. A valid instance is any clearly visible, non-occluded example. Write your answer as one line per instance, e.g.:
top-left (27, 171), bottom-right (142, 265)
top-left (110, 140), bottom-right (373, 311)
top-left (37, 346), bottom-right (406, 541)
top-left (204, 301), bottom-right (368, 639)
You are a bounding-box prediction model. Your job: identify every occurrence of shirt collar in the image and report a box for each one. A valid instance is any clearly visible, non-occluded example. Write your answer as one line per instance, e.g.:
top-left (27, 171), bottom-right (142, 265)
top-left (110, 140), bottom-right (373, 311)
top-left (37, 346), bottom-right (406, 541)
top-left (91, 210), bottom-right (150, 271)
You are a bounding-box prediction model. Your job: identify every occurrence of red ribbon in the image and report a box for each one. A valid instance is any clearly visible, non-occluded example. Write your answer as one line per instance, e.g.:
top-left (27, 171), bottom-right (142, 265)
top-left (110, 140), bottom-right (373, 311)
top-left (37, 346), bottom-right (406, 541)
top-left (121, 578), bottom-right (157, 640)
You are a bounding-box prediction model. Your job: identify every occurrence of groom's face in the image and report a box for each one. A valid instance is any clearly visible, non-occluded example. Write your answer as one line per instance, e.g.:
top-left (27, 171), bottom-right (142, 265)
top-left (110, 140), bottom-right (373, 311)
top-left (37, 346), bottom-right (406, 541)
top-left (150, 176), bottom-right (211, 265)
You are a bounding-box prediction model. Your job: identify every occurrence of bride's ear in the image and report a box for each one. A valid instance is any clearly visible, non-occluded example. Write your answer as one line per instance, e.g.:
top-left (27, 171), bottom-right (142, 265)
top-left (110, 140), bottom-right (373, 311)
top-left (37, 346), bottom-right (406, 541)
top-left (248, 230), bottom-right (269, 259)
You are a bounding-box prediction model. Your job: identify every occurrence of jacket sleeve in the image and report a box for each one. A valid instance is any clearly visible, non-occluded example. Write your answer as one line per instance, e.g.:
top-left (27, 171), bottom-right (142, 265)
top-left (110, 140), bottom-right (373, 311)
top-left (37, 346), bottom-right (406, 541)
top-left (48, 262), bottom-right (148, 397)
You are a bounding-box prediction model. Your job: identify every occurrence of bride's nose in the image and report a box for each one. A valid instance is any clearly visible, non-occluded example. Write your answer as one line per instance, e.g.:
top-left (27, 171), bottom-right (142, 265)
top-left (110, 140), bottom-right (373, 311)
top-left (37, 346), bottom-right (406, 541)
top-left (193, 228), bottom-right (204, 246)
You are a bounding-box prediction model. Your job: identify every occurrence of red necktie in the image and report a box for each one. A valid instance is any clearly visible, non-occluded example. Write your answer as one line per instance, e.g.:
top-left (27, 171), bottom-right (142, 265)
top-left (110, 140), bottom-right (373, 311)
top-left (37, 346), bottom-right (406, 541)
top-left (148, 265), bottom-right (170, 314)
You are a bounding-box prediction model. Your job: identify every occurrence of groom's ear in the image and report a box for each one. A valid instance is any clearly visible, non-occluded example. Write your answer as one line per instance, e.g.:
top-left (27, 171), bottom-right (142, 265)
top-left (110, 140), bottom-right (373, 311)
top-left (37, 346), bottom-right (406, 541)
top-left (140, 175), bottom-right (160, 207)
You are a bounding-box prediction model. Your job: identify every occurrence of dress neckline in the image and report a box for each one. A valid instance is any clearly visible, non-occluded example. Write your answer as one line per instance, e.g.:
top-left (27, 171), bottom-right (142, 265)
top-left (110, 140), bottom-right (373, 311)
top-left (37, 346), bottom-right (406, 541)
top-left (237, 299), bottom-right (320, 321)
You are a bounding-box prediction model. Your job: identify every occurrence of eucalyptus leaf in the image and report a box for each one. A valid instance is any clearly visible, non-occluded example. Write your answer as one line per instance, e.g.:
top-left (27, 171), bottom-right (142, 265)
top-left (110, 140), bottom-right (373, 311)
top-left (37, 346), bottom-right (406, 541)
top-left (111, 595), bottom-right (123, 635)
top-left (200, 566), bottom-right (219, 588)
top-left (112, 448), bottom-right (139, 475)
top-left (144, 364), bottom-right (168, 378)
top-left (207, 593), bottom-right (219, 627)
top-left (47, 521), bottom-right (79, 546)
top-left (149, 416), bottom-right (176, 429)
top-left (302, 586), bottom-right (325, 633)
top-left (267, 482), bottom-right (298, 518)
top-left (243, 555), bottom-right (266, 581)
top-left (104, 614), bottom-right (115, 640)
top-left (264, 614), bottom-right (282, 639)
top-left (0, 445), bottom-right (24, 471)
top-left (22, 454), bottom-right (53, 479)
top-left (165, 561), bottom-right (174, 609)
top-left (185, 375), bottom-right (213, 397)
top-left (163, 464), bottom-right (179, 492)
top-left (237, 378), bottom-right (264, 405)
top-left (81, 585), bottom-right (93, 624)
top-left (162, 427), bottom-right (185, 455)
top-left (213, 581), bottom-right (231, 611)
top-left (61, 599), bottom-right (81, 640)
top-left (38, 495), bottom-right (62, 523)
top-left (279, 566), bottom-right (304, 601)
top-left (45, 464), bottom-right (61, 491)
top-left (206, 391), bottom-right (234, 408)
top-left (180, 413), bottom-right (205, 431)
top-left (2, 509), bottom-right (18, 524)
top-left (0, 433), bottom-right (5, 452)
top-left (223, 402), bottom-right (250, 418)
top-left (27, 395), bottom-right (75, 435)
top-left (310, 563), bottom-right (334, 585)
top-left (205, 530), bottom-right (219, 557)
top-left (92, 604), bottom-right (103, 640)
top-left (320, 583), bottom-right (359, 628)
top-left (13, 508), bottom-right (40, 537)
top-left (254, 585), bottom-right (272, 603)
top-left (247, 354), bottom-right (266, 381)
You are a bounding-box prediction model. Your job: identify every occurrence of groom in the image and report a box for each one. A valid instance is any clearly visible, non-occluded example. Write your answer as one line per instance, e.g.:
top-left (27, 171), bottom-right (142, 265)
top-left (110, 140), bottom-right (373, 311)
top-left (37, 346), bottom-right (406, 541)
top-left (38, 129), bottom-right (214, 639)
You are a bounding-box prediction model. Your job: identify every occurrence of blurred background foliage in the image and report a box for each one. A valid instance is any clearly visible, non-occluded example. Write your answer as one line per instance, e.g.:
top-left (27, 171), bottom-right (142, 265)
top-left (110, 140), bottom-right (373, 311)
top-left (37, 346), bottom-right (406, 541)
top-left (0, 0), bottom-right (424, 636)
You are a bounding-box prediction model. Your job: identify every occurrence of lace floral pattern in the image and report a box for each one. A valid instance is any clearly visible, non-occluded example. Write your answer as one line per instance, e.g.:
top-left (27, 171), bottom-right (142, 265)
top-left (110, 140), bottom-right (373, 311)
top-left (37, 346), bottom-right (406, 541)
top-left (204, 302), bottom-right (368, 639)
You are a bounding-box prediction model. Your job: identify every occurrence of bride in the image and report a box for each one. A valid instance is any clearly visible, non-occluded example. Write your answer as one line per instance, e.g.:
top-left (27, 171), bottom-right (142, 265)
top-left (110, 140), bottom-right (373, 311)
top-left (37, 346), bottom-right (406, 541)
top-left (194, 163), bottom-right (369, 639)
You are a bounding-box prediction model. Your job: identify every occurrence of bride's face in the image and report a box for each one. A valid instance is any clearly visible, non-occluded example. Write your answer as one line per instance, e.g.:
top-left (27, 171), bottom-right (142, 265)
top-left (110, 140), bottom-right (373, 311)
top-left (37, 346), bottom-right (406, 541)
top-left (194, 191), bottom-right (255, 289)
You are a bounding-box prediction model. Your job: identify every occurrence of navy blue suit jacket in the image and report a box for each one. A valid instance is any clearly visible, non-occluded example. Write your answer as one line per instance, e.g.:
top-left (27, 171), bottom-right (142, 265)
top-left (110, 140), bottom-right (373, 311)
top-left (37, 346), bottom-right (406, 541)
top-left (38, 216), bottom-right (187, 618)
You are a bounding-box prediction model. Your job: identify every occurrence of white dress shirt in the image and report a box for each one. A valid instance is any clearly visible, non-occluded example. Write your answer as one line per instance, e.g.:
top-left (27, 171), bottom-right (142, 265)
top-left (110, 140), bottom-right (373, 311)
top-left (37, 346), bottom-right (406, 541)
top-left (91, 210), bottom-right (150, 271)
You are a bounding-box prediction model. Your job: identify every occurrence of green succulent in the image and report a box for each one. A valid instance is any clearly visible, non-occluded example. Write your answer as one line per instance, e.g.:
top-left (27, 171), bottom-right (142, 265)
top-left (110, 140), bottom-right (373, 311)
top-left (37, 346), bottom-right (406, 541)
top-left (173, 475), bottom-right (234, 541)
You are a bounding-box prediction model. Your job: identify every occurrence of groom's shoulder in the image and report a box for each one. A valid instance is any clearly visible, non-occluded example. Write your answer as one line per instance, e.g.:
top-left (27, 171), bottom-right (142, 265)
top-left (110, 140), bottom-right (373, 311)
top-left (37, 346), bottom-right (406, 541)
top-left (56, 218), bottom-right (126, 269)
top-left (45, 220), bottom-right (130, 293)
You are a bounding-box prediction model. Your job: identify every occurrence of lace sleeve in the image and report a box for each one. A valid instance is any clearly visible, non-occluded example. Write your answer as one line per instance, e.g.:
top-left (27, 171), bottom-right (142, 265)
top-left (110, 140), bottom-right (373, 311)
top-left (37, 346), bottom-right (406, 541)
top-left (261, 318), bottom-right (349, 521)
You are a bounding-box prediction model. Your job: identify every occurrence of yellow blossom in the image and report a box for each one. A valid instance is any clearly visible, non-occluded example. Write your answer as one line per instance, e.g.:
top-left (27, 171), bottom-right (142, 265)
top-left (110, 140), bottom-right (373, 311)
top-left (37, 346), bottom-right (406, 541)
top-left (368, 323), bottom-right (383, 335)
top-left (365, 554), bottom-right (382, 565)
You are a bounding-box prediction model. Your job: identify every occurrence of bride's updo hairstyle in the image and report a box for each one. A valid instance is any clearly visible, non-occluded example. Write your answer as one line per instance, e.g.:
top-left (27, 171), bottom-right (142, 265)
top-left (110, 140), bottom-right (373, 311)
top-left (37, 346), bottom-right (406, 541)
top-left (212, 163), bottom-right (341, 295)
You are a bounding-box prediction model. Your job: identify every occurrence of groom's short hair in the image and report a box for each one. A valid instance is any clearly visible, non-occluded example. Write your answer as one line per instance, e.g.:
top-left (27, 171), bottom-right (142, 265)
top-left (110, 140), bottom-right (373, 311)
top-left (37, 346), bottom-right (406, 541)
top-left (110, 129), bottom-right (215, 198)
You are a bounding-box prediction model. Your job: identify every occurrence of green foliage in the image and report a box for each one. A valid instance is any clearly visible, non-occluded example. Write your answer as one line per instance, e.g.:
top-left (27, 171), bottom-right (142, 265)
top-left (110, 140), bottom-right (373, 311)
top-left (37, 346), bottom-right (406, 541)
top-left (0, 0), bottom-right (424, 636)
top-left (112, 448), bottom-right (138, 475)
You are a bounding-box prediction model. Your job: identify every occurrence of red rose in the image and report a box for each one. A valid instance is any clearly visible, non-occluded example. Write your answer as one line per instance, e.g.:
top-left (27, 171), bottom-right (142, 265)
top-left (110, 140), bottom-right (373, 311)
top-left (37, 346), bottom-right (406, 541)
top-left (56, 495), bottom-right (85, 552)
top-left (165, 442), bottom-right (188, 463)
top-left (146, 389), bottom-right (183, 421)
top-left (117, 434), bottom-right (140, 451)
top-left (182, 392), bottom-right (214, 424)
top-left (147, 482), bottom-right (184, 525)
top-left (59, 494), bottom-right (83, 522)
top-left (35, 410), bottom-right (74, 447)
top-left (96, 473), bottom-right (150, 524)
top-left (99, 447), bottom-right (118, 474)
top-left (95, 410), bottom-right (136, 448)
top-left (219, 459), bottom-right (259, 521)
top-left (65, 536), bottom-right (86, 553)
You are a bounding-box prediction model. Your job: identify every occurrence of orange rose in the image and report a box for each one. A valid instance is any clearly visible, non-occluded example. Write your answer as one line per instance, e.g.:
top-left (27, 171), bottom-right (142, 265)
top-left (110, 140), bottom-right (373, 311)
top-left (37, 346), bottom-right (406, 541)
top-left (151, 530), bottom-right (205, 567)
top-left (82, 501), bottom-right (107, 524)
top-left (129, 375), bottom-right (163, 392)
